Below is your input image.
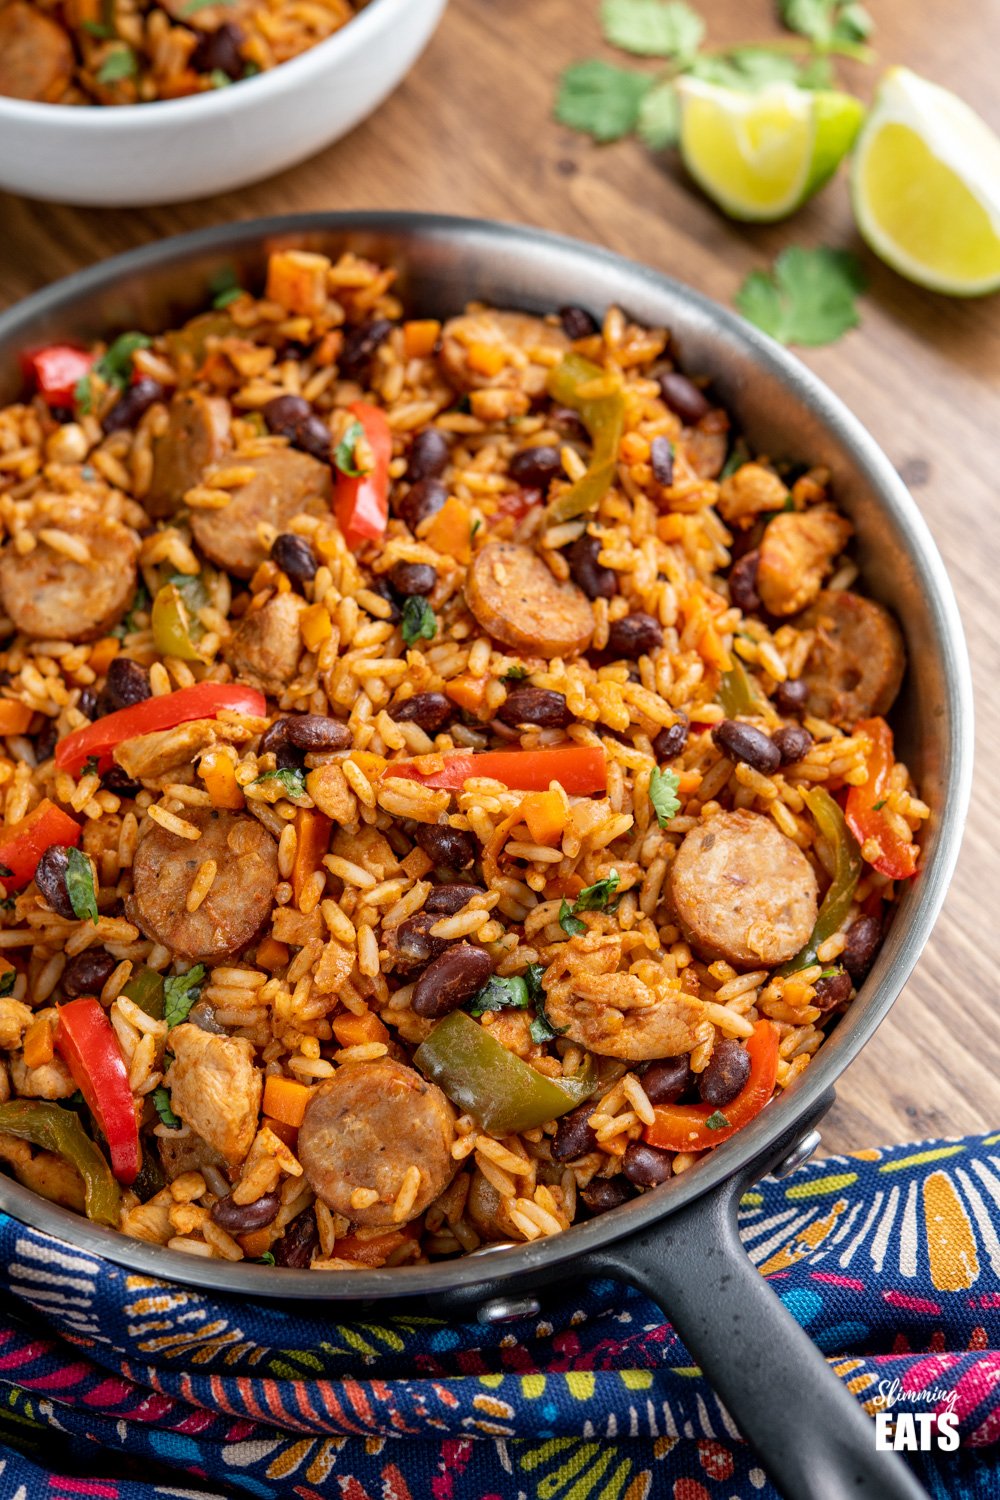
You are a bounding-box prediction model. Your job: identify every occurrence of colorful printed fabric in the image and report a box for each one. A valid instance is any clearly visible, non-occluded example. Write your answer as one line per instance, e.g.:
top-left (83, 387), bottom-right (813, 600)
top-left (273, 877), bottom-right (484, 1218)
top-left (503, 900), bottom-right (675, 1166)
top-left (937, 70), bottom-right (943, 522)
top-left (4, 1133), bottom-right (1000, 1499)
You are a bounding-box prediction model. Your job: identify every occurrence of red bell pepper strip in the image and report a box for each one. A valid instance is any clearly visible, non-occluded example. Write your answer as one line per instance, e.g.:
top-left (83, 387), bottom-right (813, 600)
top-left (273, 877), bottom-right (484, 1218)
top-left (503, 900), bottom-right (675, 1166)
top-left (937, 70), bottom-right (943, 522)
top-left (55, 682), bottom-right (267, 776)
top-left (0, 799), bottom-right (81, 893)
top-left (334, 401), bottom-right (392, 551)
top-left (845, 717), bottom-right (919, 881)
top-left (20, 345), bottom-right (94, 409)
top-left (644, 1020), bottom-right (780, 1153)
top-left (55, 997), bottom-right (139, 1186)
top-left (384, 744), bottom-right (608, 795)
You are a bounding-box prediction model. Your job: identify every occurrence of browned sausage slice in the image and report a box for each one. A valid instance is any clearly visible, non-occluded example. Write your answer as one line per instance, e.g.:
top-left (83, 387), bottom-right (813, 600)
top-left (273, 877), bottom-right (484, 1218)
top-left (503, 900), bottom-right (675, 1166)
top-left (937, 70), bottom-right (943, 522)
top-left (298, 1059), bottom-right (457, 1227)
top-left (795, 589), bottom-right (906, 726)
top-left (438, 311), bottom-right (568, 398)
top-left (128, 809), bottom-right (278, 964)
top-left (0, 513), bottom-right (139, 642)
top-left (191, 448), bottom-right (331, 578)
top-left (466, 541), bottom-right (594, 659)
top-left (224, 591), bottom-right (305, 696)
top-left (670, 810), bottom-right (819, 968)
top-left (0, 3), bottom-right (72, 102)
top-left (146, 390), bottom-right (231, 520)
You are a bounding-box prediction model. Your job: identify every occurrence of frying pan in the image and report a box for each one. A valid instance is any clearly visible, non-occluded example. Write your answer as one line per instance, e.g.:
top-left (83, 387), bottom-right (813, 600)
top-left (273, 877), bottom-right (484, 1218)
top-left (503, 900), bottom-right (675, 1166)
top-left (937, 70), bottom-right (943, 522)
top-left (0, 214), bottom-right (974, 1500)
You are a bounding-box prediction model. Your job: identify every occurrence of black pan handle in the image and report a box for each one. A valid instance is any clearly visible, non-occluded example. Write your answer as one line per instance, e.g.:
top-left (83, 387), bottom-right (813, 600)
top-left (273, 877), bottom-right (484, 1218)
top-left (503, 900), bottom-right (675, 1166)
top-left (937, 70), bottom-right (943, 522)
top-left (577, 1095), bottom-right (928, 1500)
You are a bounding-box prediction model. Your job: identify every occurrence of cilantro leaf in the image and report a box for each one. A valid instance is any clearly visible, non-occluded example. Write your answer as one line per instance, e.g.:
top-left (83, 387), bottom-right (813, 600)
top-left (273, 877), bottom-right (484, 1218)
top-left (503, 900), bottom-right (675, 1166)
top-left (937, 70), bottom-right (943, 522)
top-left (600, 0), bottom-right (704, 59)
top-left (574, 870), bottom-right (621, 911)
top-left (333, 419), bottom-right (367, 477)
top-left (96, 45), bottom-right (137, 83)
top-left (82, 756), bottom-right (100, 778)
top-left (65, 847), bottom-right (98, 926)
top-left (649, 765), bottom-right (681, 827)
top-left (153, 1087), bottom-right (182, 1130)
top-left (559, 898), bottom-right (586, 938)
top-left (79, 330), bottom-right (151, 417)
top-left (504, 664), bottom-right (528, 681)
top-left (0, 864), bottom-right (12, 879)
top-left (523, 963), bottom-right (546, 1002)
top-left (164, 965), bottom-right (206, 1029)
top-left (182, 0), bottom-right (235, 11)
top-left (209, 267), bottom-right (244, 308)
top-left (686, 46), bottom-right (833, 91)
top-left (705, 1110), bottom-right (730, 1130)
top-left (251, 765), bottom-right (307, 799)
top-left (555, 60), bottom-right (651, 143)
top-left (637, 79), bottom-right (680, 149)
top-left (469, 974), bottom-right (530, 1016)
top-left (0, 970), bottom-right (14, 998)
top-left (112, 582), bottom-right (150, 639)
top-left (735, 247), bottom-right (866, 348)
top-left (527, 964), bottom-right (568, 1044)
top-left (401, 595), bottom-right (437, 647)
top-left (256, 1250), bottom-right (276, 1265)
top-left (82, 17), bottom-right (115, 36)
top-left (778, 0), bottom-right (872, 47)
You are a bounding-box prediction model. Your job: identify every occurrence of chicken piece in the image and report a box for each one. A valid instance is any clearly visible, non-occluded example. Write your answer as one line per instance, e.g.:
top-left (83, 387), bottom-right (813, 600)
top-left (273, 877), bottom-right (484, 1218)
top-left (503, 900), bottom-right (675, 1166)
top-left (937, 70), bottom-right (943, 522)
top-left (0, 1131), bottom-right (86, 1213)
top-left (166, 1023), bottom-right (261, 1167)
top-left (223, 590), bottom-right (305, 697)
top-left (113, 718), bottom-right (220, 784)
top-left (0, 998), bottom-right (33, 1051)
top-left (9, 1052), bottom-right (76, 1100)
top-left (438, 310), bottom-right (569, 398)
top-left (717, 463), bottom-right (789, 526)
top-left (0, 2), bottom-right (73, 102)
top-left (756, 508), bottom-right (853, 617)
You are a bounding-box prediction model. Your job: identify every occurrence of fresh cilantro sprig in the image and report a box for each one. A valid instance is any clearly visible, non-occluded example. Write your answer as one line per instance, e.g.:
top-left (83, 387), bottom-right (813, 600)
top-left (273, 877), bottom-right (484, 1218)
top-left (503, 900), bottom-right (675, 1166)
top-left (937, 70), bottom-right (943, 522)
top-left (469, 974), bottom-right (531, 1016)
top-left (705, 1109), bottom-right (730, 1130)
top-left (251, 765), bottom-right (308, 799)
top-left (778, 0), bottom-right (872, 49)
top-left (75, 330), bottom-right (151, 415)
top-left (153, 1087), bottom-right (182, 1129)
top-left (209, 267), bottom-right (245, 308)
top-left (0, 970), bottom-right (14, 999)
top-left (164, 965), bottom-right (207, 1029)
top-left (65, 847), bottom-right (99, 926)
top-left (333, 419), bottom-right (368, 478)
top-left (95, 45), bottom-right (137, 85)
top-left (559, 871), bottom-right (621, 936)
top-left (401, 595), bottom-right (437, 647)
top-left (735, 246), bottom-right (866, 347)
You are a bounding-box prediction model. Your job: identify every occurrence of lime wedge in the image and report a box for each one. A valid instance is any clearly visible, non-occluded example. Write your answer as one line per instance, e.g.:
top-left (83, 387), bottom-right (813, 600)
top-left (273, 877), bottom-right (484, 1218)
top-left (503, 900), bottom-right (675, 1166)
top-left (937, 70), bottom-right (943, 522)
top-left (852, 67), bottom-right (1000, 296)
top-left (676, 78), bottom-right (864, 222)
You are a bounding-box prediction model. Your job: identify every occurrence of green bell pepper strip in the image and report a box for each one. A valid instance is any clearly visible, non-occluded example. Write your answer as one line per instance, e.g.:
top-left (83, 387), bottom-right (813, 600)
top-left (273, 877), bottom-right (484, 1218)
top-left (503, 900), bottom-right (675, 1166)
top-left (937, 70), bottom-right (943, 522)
top-left (0, 1099), bottom-right (121, 1226)
top-left (718, 657), bottom-right (766, 717)
top-left (414, 1010), bottom-right (597, 1134)
top-left (151, 576), bottom-right (207, 662)
top-left (121, 965), bottom-right (164, 1020)
top-left (543, 353), bottom-right (625, 524)
top-left (779, 786), bottom-right (863, 976)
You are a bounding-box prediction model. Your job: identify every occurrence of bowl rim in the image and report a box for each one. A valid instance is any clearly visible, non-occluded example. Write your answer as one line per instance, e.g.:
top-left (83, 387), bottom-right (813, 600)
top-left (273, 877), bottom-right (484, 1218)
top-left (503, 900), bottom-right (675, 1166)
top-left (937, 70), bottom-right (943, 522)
top-left (0, 0), bottom-right (428, 126)
top-left (0, 211), bottom-right (976, 1298)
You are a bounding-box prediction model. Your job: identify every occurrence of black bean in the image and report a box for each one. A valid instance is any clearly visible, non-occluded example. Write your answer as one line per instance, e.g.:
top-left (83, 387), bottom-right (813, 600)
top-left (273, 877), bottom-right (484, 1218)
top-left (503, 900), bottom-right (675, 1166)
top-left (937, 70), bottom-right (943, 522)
top-left (652, 717), bottom-right (689, 761)
top-left (551, 1102), bottom-right (598, 1161)
top-left (842, 914), bottom-right (883, 984)
top-left (659, 371), bottom-right (711, 426)
top-left (35, 845), bottom-right (75, 919)
top-left (771, 724), bottom-right (814, 766)
top-left (339, 318), bottom-right (394, 382)
top-left (62, 948), bottom-right (116, 998)
top-left (272, 532), bottom-right (318, 588)
top-left (508, 445), bottom-right (562, 492)
top-left (386, 911), bottom-right (451, 970)
top-left (33, 719), bottom-right (58, 764)
top-left (497, 686), bottom-right (572, 729)
top-left (559, 305), bottom-right (600, 340)
top-left (77, 688), bottom-right (99, 721)
top-left (568, 533), bottom-right (616, 601)
top-left (274, 1206), bottom-right (319, 1267)
top-left (397, 477), bottom-right (447, 533)
top-left (284, 713), bottom-right (352, 752)
top-left (774, 678), bottom-right (809, 716)
top-left (623, 1141), bottom-right (673, 1188)
top-left (389, 561), bottom-right (436, 597)
top-left (551, 406), bottom-right (589, 443)
top-left (102, 378), bottom-right (168, 435)
top-left (212, 1189), bottom-right (281, 1233)
top-left (389, 692), bottom-right (451, 733)
top-left (729, 550), bottom-right (761, 615)
top-left (187, 999), bottom-right (226, 1035)
top-left (102, 656), bottom-right (151, 712)
top-left (407, 428), bottom-right (449, 483)
top-left (415, 823), bottom-right (477, 871)
top-left (263, 393), bottom-right (311, 439)
top-left (258, 719), bottom-right (302, 771)
top-left (424, 883), bottom-right (486, 915)
top-left (711, 719), bottom-right (781, 775)
top-left (190, 20), bottom-right (245, 77)
top-left (101, 766), bottom-right (141, 797)
top-left (649, 436), bottom-right (674, 487)
top-left (367, 575), bottom-right (401, 623)
top-left (813, 969), bottom-right (853, 1012)
top-left (698, 1039), bottom-right (751, 1109)
top-left (296, 413), bottom-right (333, 463)
top-left (581, 1177), bottom-right (635, 1214)
top-left (607, 613), bottom-right (663, 659)
top-left (641, 1057), bottom-right (694, 1105)
top-left (412, 943), bottom-right (494, 1019)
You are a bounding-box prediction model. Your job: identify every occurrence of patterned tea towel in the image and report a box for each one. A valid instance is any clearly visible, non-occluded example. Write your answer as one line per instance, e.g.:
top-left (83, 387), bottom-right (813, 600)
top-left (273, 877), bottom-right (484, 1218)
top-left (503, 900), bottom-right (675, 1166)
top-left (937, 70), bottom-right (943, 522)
top-left (4, 1132), bottom-right (1000, 1499)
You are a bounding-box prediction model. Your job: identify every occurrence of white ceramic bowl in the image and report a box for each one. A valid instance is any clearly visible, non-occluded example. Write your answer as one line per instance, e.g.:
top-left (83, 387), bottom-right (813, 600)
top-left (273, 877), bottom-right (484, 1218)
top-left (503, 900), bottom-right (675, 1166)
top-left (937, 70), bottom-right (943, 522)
top-left (0, 0), bottom-right (446, 207)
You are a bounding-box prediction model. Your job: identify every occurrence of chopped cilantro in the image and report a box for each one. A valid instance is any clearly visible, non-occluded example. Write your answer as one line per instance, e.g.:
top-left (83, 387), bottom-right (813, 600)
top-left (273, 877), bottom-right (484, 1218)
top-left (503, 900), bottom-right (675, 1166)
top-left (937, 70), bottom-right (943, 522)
top-left (0, 970), bottom-right (14, 998)
top-left (401, 595), bottom-right (437, 647)
top-left (601, 0), bottom-right (704, 60)
top-left (208, 69), bottom-right (232, 88)
top-left (333, 419), bottom-right (367, 477)
top-left (96, 45), bottom-right (137, 84)
top-left (720, 441), bottom-right (751, 480)
top-left (649, 765), bottom-right (681, 827)
top-left (558, 899), bottom-right (587, 938)
top-left (504, 664), bottom-right (528, 681)
top-left (113, 582), bottom-right (150, 638)
top-left (182, 0), bottom-right (234, 11)
top-left (469, 974), bottom-right (530, 1016)
top-left (0, 864), bottom-right (12, 879)
top-left (209, 268), bottom-right (244, 308)
top-left (705, 1110), bottom-right (730, 1130)
top-left (65, 847), bottom-right (98, 926)
top-left (77, 329), bottom-right (151, 415)
top-left (256, 1250), bottom-right (276, 1265)
top-left (574, 870), bottom-right (621, 911)
top-left (251, 765), bottom-right (307, 799)
top-left (82, 17), bottom-right (115, 36)
top-left (523, 963), bottom-right (546, 1001)
top-left (153, 1088), bottom-right (182, 1129)
top-left (872, 798), bottom-right (886, 811)
top-left (164, 964), bottom-right (206, 1029)
top-left (735, 247), bottom-right (866, 348)
top-left (82, 756), bottom-right (101, 778)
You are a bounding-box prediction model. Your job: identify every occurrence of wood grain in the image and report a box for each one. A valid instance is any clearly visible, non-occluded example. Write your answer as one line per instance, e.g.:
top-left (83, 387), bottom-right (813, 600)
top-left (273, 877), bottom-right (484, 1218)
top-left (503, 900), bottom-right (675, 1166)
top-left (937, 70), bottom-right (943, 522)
top-left (1, 0), bottom-right (997, 1154)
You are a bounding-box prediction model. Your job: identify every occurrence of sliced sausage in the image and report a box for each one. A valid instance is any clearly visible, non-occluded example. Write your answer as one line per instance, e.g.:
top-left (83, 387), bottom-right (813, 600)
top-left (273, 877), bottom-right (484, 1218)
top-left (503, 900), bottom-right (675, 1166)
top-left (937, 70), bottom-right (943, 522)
top-left (438, 310), bottom-right (568, 398)
top-left (157, 1129), bottom-right (226, 1182)
top-left (466, 1167), bottom-right (521, 1242)
top-left (0, 513), bottom-right (139, 642)
top-left (128, 808), bottom-right (278, 964)
top-left (298, 1059), bottom-right (457, 1227)
top-left (466, 541), bottom-right (594, 659)
top-left (0, 3), bottom-right (72, 102)
top-left (795, 590), bottom-right (906, 726)
top-left (670, 810), bottom-right (819, 969)
top-left (224, 591), bottom-right (305, 696)
top-left (191, 448), bottom-right (331, 578)
top-left (166, 1024), bottom-right (261, 1168)
top-left (756, 508), bottom-right (853, 617)
top-left (146, 391), bottom-right (231, 519)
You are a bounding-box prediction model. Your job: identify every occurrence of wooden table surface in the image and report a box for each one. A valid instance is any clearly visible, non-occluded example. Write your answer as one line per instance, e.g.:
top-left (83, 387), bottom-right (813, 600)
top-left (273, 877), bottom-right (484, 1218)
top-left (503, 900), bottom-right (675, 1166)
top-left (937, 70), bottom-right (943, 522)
top-left (0, 0), bottom-right (996, 1155)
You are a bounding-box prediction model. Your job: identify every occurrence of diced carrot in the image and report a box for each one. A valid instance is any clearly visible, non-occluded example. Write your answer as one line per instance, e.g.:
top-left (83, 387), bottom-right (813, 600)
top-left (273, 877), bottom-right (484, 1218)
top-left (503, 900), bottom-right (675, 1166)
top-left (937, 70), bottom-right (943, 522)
top-left (88, 637), bottom-right (120, 676)
top-left (332, 1010), bottom-right (390, 1048)
top-left (197, 748), bottom-right (243, 809)
top-left (403, 320), bottom-right (441, 359)
top-left (466, 342), bottom-right (506, 378)
top-left (23, 1016), bottom-right (54, 1070)
top-left (263, 1116), bottom-right (298, 1150)
top-left (422, 496), bottom-right (472, 563)
top-left (265, 249), bottom-right (330, 317)
top-left (293, 809), bottom-right (332, 906)
top-left (656, 514), bottom-right (686, 543)
top-left (350, 750), bottom-right (387, 778)
top-left (0, 701), bottom-right (33, 736)
top-left (262, 1075), bottom-right (314, 1128)
top-left (332, 1228), bottom-right (409, 1267)
top-left (237, 1227), bottom-right (274, 1260)
top-left (301, 602), bottom-right (332, 652)
top-left (620, 432), bottom-right (650, 465)
top-left (256, 936), bottom-right (289, 972)
top-left (521, 789), bottom-right (565, 846)
top-left (545, 872), bottom-right (585, 900)
top-left (444, 674), bottom-right (489, 716)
